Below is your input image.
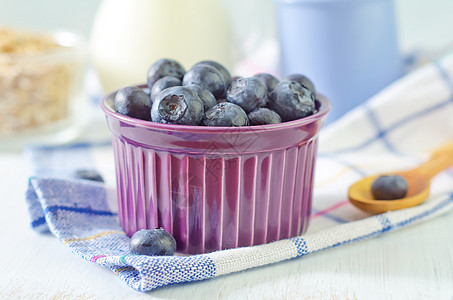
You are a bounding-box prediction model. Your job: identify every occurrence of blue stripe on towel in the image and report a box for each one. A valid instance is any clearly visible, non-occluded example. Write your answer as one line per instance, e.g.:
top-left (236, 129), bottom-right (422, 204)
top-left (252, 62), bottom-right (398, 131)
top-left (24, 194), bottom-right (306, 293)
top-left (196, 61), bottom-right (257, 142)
top-left (363, 103), bottom-right (399, 154)
top-left (326, 98), bottom-right (453, 154)
top-left (435, 61), bottom-right (453, 92)
top-left (31, 217), bottom-right (47, 228)
top-left (45, 205), bottom-right (117, 217)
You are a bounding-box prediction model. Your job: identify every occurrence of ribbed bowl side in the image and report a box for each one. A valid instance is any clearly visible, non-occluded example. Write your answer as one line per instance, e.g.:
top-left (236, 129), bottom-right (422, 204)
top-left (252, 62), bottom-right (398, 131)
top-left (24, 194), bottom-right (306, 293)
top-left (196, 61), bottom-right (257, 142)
top-left (250, 137), bottom-right (317, 246)
top-left (112, 134), bottom-right (319, 255)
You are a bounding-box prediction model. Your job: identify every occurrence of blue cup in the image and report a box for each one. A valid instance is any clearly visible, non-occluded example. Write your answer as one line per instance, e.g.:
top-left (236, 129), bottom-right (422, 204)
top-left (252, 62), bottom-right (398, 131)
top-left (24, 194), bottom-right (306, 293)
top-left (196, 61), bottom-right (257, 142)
top-left (274, 0), bottom-right (403, 123)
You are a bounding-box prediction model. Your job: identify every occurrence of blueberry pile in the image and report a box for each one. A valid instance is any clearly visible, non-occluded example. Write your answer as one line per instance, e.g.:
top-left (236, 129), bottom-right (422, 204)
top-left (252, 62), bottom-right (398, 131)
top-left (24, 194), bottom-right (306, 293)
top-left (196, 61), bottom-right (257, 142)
top-left (114, 58), bottom-right (318, 126)
top-left (371, 175), bottom-right (408, 200)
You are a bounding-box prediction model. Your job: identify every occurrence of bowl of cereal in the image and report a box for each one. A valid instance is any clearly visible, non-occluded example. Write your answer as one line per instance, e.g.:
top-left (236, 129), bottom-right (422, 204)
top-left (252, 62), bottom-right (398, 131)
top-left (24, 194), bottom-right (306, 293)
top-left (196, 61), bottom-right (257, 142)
top-left (0, 27), bottom-right (86, 149)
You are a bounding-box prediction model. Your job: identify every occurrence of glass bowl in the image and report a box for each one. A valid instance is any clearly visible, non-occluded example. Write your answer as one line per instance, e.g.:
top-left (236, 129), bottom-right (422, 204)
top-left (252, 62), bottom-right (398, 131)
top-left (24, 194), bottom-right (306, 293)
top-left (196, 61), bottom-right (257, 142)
top-left (0, 28), bottom-right (87, 150)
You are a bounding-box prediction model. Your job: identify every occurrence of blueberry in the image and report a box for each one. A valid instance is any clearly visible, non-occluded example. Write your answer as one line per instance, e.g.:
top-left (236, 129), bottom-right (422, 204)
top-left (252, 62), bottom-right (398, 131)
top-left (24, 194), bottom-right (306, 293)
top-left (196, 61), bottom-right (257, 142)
top-left (285, 74), bottom-right (316, 95)
top-left (371, 175), bottom-right (408, 200)
top-left (226, 77), bottom-right (268, 113)
top-left (147, 58), bottom-right (185, 89)
top-left (254, 73), bottom-right (280, 93)
top-left (151, 86), bottom-right (204, 125)
top-left (73, 169), bottom-right (104, 183)
top-left (194, 60), bottom-right (232, 88)
top-left (142, 87), bottom-right (151, 96)
top-left (129, 228), bottom-right (177, 256)
top-left (182, 64), bottom-right (226, 99)
top-left (150, 76), bottom-right (181, 101)
top-left (114, 86), bottom-right (152, 121)
top-left (268, 81), bottom-right (315, 121)
top-left (216, 76), bottom-right (241, 103)
top-left (203, 102), bottom-right (249, 127)
top-left (248, 108), bottom-right (281, 125)
top-left (185, 84), bottom-right (217, 112)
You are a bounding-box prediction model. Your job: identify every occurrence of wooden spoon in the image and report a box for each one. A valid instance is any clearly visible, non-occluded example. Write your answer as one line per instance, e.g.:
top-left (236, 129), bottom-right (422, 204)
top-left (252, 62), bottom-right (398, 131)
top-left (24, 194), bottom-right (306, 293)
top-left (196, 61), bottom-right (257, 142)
top-left (348, 140), bottom-right (453, 214)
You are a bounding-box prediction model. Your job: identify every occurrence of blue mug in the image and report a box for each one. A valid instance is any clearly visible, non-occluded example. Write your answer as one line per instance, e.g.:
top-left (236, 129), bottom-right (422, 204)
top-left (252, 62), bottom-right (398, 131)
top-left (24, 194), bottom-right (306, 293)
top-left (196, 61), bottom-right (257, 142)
top-left (274, 0), bottom-right (403, 123)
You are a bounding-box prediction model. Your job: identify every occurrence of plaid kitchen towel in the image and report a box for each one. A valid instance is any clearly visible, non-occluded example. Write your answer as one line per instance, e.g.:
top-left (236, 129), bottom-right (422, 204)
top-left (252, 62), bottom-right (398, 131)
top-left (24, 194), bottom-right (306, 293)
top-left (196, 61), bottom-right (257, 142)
top-left (25, 52), bottom-right (453, 292)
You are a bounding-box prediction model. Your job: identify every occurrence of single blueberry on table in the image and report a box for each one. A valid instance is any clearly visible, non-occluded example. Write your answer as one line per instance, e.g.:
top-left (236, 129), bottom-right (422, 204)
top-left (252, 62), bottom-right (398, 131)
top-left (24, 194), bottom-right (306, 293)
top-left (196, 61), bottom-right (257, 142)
top-left (226, 77), bottom-right (268, 113)
top-left (114, 86), bottom-right (152, 121)
top-left (371, 175), bottom-right (408, 200)
top-left (73, 169), bottom-right (104, 183)
top-left (285, 74), bottom-right (316, 95)
top-left (203, 102), bottom-right (249, 127)
top-left (129, 228), bottom-right (177, 256)
top-left (248, 107), bottom-right (282, 125)
top-left (150, 76), bottom-right (181, 101)
top-left (185, 84), bottom-right (217, 112)
top-left (182, 64), bottom-right (226, 100)
top-left (151, 86), bottom-right (204, 125)
top-left (147, 58), bottom-right (186, 89)
top-left (254, 73), bottom-right (280, 93)
top-left (194, 60), bottom-right (233, 88)
top-left (268, 81), bottom-right (315, 122)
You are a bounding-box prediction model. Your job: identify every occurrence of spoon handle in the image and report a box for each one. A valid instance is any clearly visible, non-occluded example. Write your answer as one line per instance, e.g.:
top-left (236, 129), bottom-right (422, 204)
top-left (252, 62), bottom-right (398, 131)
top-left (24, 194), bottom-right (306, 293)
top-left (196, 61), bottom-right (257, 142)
top-left (414, 140), bottom-right (453, 179)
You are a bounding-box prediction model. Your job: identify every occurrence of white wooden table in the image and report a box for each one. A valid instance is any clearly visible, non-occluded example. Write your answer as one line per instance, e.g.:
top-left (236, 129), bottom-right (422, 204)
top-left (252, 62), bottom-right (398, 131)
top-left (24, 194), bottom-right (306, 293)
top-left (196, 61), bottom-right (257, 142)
top-left (1, 151), bottom-right (452, 299)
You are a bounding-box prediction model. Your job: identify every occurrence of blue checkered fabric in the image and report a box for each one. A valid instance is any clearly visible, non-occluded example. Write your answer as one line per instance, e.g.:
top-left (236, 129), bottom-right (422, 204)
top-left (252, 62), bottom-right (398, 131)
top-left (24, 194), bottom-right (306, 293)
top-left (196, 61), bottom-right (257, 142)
top-left (25, 53), bottom-right (453, 292)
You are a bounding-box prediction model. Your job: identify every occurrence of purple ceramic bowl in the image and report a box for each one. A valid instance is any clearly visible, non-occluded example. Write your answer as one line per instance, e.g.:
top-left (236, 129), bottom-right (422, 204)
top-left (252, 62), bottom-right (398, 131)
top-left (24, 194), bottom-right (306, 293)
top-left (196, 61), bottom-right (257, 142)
top-left (101, 86), bottom-right (330, 254)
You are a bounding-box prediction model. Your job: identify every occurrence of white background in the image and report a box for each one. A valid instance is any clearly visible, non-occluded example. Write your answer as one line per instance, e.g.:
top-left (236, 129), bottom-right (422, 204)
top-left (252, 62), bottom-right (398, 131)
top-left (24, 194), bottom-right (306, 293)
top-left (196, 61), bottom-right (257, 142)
top-left (1, 0), bottom-right (453, 63)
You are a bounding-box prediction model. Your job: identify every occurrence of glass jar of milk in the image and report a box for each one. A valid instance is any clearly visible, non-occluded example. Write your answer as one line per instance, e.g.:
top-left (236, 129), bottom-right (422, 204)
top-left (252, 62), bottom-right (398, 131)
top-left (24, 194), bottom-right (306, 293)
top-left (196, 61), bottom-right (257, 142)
top-left (90, 0), bottom-right (234, 93)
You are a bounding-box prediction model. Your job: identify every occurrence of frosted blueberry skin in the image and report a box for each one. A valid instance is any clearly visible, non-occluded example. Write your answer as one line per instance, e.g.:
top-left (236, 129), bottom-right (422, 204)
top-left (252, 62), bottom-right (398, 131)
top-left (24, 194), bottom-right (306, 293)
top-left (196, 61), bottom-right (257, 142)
top-left (371, 175), bottom-right (408, 200)
top-left (226, 77), bottom-right (268, 113)
top-left (147, 58), bottom-right (186, 89)
top-left (284, 74), bottom-right (316, 95)
top-left (254, 73), bottom-right (280, 93)
top-left (182, 64), bottom-right (226, 99)
top-left (185, 84), bottom-right (217, 112)
top-left (248, 107), bottom-right (282, 125)
top-left (193, 60), bottom-right (232, 88)
top-left (151, 86), bottom-right (204, 125)
top-left (268, 81), bottom-right (315, 122)
top-left (150, 76), bottom-right (182, 101)
top-left (129, 228), bottom-right (177, 256)
top-left (203, 102), bottom-right (249, 127)
top-left (114, 86), bottom-right (152, 121)
top-left (73, 169), bottom-right (104, 183)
